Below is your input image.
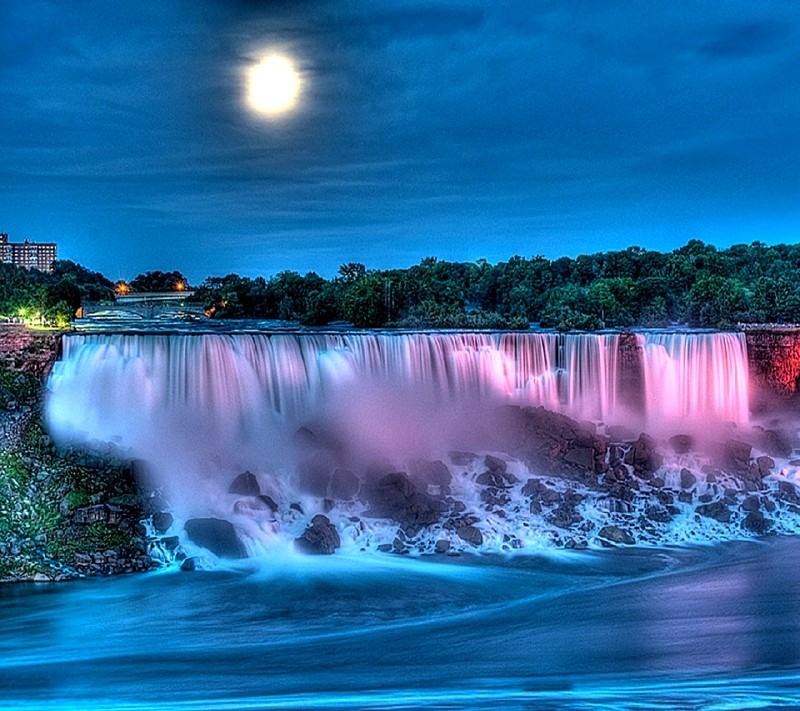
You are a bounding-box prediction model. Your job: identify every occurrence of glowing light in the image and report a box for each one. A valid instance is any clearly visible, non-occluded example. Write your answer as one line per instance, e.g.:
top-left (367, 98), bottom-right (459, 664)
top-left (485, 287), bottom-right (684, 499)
top-left (115, 281), bottom-right (130, 295)
top-left (175, 281), bottom-right (186, 292)
top-left (247, 55), bottom-right (300, 115)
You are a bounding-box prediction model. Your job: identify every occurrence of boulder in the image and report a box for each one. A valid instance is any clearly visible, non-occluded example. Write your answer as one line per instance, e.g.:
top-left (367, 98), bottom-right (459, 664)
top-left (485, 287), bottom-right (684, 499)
top-left (229, 471), bottom-right (260, 497)
top-left (756, 456), bottom-right (775, 478)
top-left (180, 557), bottom-right (197, 572)
top-left (256, 494), bottom-right (279, 513)
top-left (680, 468), bottom-right (696, 490)
top-left (563, 447), bottom-right (595, 471)
top-left (696, 501), bottom-right (732, 523)
top-left (184, 518), bottom-right (246, 558)
top-left (669, 434), bottom-right (695, 454)
top-left (152, 511), bottom-right (173, 534)
top-left (434, 539), bottom-right (451, 554)
top-left (448, 451), bottom-right (477, 466)
top-left (408, 459), bottom-right (452, 488)
top-left (741, 495), bottom-right (760, 512)
top-left (624, 433), bottom-right (662, 475)
top-left (362, 472), bottom-right (446, 530)
top-left (742, 510), bottom-right (772, 535)
top-left (456, 525), bottom-right (483, 547)
top-left (294, 515), bottom-right (340, 555)
top-left (484, 455), bottom-right (508, 474)
top-left (598, 525), bottom-right (635, 545)
top-left (722, 440), bottom-right (752, 471)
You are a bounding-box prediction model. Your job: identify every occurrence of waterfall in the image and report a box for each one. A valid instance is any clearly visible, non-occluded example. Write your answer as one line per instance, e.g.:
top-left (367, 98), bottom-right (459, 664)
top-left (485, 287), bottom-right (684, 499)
top-left (640, 332), bottom-right (750, 426)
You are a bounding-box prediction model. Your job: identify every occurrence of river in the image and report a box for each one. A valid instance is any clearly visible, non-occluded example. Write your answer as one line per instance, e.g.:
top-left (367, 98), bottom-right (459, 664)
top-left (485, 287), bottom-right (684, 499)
top-left (3, 538), bottom-right (800, 710)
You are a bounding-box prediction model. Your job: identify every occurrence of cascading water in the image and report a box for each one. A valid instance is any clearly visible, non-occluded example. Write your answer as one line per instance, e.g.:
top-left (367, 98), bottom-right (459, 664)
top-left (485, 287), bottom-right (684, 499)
top-left (640, 332), bottom-right (750, 427)
top-left (45, 329), bottom-right (763, 557)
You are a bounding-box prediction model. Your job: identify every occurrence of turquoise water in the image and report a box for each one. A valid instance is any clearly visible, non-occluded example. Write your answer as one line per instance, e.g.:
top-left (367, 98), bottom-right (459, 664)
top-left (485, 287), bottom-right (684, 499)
top-left (3, 539), bottom-right (800, 710)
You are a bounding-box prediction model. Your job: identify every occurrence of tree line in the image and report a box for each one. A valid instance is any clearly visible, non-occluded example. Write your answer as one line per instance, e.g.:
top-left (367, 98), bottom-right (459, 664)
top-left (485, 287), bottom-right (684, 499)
top-left (4, 240), bottom-right (800, 329)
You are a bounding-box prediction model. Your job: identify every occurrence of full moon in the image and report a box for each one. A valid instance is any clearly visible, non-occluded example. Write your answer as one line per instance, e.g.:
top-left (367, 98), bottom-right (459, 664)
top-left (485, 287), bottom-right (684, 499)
top-left (246, 55), bottom-right (300, 115)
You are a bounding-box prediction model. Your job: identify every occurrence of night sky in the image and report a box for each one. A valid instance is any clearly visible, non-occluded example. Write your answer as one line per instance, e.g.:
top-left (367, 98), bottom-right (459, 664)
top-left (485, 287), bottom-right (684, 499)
top-left (1, 1), bottom-right (799, 282)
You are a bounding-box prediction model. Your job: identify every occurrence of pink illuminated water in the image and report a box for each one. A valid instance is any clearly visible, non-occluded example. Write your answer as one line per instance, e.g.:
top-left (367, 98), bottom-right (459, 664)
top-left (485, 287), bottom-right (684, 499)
top-left (640, 332), bottom-right (750, 426)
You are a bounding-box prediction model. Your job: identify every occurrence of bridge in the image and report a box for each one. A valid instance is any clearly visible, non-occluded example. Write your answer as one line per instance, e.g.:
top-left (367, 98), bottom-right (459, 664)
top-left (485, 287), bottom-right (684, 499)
top-left (80, 292), bottom-right (207, 320)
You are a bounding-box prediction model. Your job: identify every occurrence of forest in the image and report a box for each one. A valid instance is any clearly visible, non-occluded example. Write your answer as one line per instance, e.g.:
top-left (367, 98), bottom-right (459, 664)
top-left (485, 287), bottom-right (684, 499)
top-left (3, 240), bottom-right (800, 330)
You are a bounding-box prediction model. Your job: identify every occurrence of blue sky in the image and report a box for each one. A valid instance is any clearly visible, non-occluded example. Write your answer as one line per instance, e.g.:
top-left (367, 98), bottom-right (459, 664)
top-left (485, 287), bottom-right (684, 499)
top-left (1, 0), bottom-right (799, 282)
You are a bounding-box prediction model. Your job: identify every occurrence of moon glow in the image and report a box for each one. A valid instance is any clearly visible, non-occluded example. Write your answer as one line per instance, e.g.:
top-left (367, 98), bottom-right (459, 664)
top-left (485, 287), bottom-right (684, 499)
top-left (246, 55), bottom-right (300, 116)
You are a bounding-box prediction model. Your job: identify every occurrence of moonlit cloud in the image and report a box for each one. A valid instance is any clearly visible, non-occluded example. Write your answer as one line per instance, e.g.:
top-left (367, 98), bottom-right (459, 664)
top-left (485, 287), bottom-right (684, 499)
top-left (0, 0), bottom-right (799, 281)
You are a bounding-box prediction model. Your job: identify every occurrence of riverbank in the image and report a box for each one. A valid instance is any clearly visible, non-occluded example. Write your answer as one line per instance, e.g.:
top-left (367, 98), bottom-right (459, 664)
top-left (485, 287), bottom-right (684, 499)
top-left (0, 325), bottom-right (151, 583)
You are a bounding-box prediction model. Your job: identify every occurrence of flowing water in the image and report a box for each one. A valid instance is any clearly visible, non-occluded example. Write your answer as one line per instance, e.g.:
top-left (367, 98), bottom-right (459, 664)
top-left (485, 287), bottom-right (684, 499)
top-left (7, 327), bottom-right (794, 708)
top-left (3, 539), bottom-right (800, 710)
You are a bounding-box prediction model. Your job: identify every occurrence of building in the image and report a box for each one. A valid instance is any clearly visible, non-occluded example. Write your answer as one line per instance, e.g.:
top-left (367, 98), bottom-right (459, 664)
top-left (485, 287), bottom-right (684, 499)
top-left (0, 233), bottom-right (57, 272)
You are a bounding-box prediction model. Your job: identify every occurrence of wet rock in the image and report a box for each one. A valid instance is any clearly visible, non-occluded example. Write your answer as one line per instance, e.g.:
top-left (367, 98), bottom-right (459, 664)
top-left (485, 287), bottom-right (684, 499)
top-left (152, 511), bottom-right (173, 533)
top-left (448, 451), bottom-right (477, 466)
top-left (624, 433), bottom-right (662, 475)
top-left (362, 472), bottom-right (446, 530)
top-left (741, 495), bottom-right (761, 512)
top-left (680, 469), bottom-right (697, 490)
top-left (229, 471), bottom-right (260, 497)
top-left (722, 440), bottom-right (752, 471)
top-left (161, 535), bottom-right (180, 551)
top-left (456, 525), bottom-right (483, 547)
top-left (408, 459), bottom-right (452, 488)
top-left (760, 429), bottom-right (792, 459)
top-left (290, 502), bottom-right (304, 514)
top-left (669, 434), bottom-right (695, 454)
top-left (294, 514), bottom-right (340, 555)
top-left (330, 468), bottom-right (359, 499)
top-left (434, 539), bottom-right (451, 554)
top-left (180, 557), bottom-right (197, 572)
top-left (742, 510), bottom-right (772, 535)
top-left (255, 494), bottom-right (279, 513)
top-left (184, 518), bottom-right (246, 559)
top-left (696, 501), bottom-right (732, 523)
top-left (778, 480), bottom-right (800, 504)
top-left (598, 525), bottom-right (635, 545)
top-left (522, 478), bottom-right (560, 504)
top-left (756, 456), bottom-right (775, 478)
top-left (645, 505), bottom-right (672, 523)
top-left (563, 447), bottom-right (595, 471)
top-left (484, 455), bottom-right (507, 474)
top-left (678, 491), bottom-right (693, 505)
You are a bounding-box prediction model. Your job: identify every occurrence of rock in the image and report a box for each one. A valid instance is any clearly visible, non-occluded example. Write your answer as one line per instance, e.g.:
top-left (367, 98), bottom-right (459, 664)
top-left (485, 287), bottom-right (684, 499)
top-left (742, 510), bottom-right (772, 535)
top-left (184, 518), bottom-right (246, 559)
top-left (669, 434), bottom-right (695, 454)
top-left (741, 495), bottom-right (761, 512)
top-left (161, 535), bottom-right (180, 551)
top-left (152, 511), bottom-right (173, 533)
top-left (756, 456), bottom-right (775, 478)
top-left (434, 539), bottom-right (451, 554)
top-left (33, 573), bottom-right (51, 582)
top-left (598, 525), bottom-right (635, 545)
top-left (645, 505), bottom-right (672, 523)
top-left (522, 478), bottom-right (560, 504)
top-left (778, 480), bottom-right (800, 504)
top-left (362, 472), bottom-right (445, 530)
top-left (290, 502), bottom-right (304, 514)
top-left (408, 459), bottom-right (452, 487)
top-left (563, 447), bottom-right (595, 471)
top-left (484, 455), bottom-right (507, 474)
top-left (448, 451), bottom-right (477, 466)
top-left (456, 525), bottom-right (483, 547)
top-left (229, 471), bottom-right (260, 496)
top-left (680, 469), bottom-right (697, 489)
top-left (180, 557), bottom-right (198, 572)
top-left (678, 491), bottom-right (693, 504)
top-left (722, 440), bottom-right (752, 471)
top-left (696, 501), bottom-right (732, 523)
top-left (294, 515), bottom-right (341, 555)
top-left (330, 468), bottom-right (359, 499)
top-left (624, 433), bottom-right (662, 475)
top-left (760, 429), bottom-right (792, 459)
top-left (256, 494), bottom-right (279, 513)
